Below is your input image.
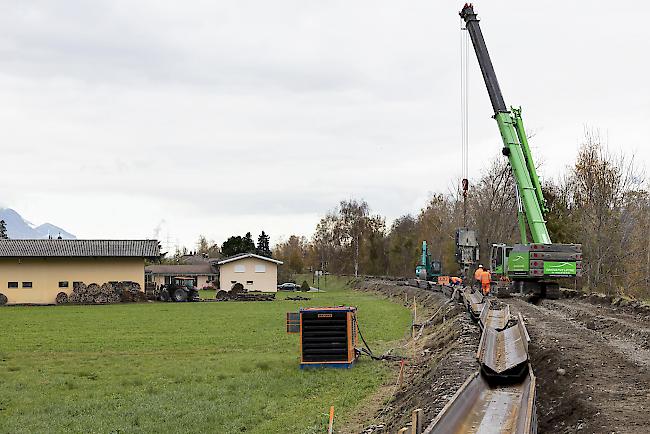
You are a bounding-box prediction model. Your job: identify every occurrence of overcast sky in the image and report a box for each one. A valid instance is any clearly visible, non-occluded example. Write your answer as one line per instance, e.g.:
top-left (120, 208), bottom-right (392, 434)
top-left (0, 1), bottom-right (647, 251)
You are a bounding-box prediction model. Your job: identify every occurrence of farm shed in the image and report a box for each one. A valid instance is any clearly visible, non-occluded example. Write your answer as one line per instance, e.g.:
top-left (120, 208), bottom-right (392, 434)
top-left (0, 239), bottom-right (160, 305)
top-left (217, 253), bottom-right (283, 292)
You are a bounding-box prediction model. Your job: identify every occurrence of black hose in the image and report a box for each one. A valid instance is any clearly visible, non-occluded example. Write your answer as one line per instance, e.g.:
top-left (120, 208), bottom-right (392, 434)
top-left (356, 315), bottom-right (403, 362)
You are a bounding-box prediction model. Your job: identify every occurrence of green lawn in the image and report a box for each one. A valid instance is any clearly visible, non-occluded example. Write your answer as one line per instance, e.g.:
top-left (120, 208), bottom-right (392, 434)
top-left (0, 276), bottom-right (410, 433)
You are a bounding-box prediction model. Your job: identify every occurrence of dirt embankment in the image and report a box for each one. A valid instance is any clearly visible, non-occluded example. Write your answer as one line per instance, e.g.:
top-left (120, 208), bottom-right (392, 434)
top-left (347, 280), bottom-right (650, 433)
top-left (509, 298), bottom-right (650, 434)
top-left (347, 280), bottom-right (479, 433)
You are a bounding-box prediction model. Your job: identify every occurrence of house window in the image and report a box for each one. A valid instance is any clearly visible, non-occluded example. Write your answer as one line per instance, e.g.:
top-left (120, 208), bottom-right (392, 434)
top-left (59, 281), bottom-right (69, 288)
top-left (145, 275), bottom-right (153, 283)
top-left (8, 282), bottom-right (18, 288)
top-left (22, 282), bottom-right (33, 288)
top-left (164, 276), bottom-right (172, 285)
top-left (234, 264), bottom-right (245, 273)
top-left (246, 281), bottom-right (254, 285)
top-left (254, 264), bottom-right (266, 273)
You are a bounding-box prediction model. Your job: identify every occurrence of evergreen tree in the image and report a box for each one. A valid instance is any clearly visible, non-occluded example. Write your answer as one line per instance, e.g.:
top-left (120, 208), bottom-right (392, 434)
top-left (256, 231), bottom-right (272, 257)
top-left (242, 232), bottom-right (256, 252)
top-left (0, 220), bottom-right (7, 239)
top-left (221, 233), bottom-right (257, 257)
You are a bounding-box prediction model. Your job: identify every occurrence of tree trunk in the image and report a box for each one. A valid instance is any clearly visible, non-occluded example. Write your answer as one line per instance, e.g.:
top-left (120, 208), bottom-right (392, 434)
top-left (354, 235), bottom-right (359, 277)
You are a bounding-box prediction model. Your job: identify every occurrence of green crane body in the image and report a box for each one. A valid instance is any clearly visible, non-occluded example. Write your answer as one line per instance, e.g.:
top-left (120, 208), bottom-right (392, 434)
top-left (460, 4), bottom-right (582, 297)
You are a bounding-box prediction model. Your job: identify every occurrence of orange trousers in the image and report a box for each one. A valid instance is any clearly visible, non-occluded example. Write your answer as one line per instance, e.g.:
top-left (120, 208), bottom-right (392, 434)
top-left (481, 282), bottom-right (490, 295)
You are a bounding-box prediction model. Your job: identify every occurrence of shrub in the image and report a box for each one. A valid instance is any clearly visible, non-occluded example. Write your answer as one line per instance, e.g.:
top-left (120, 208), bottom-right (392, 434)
top-left (300, 281), bottom-right (310, 292)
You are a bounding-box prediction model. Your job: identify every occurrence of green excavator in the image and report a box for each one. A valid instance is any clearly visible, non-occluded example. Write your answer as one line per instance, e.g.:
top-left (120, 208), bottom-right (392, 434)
top-left (460, 4), bottom-right (582, 298)
top-left (415, 241), bottom-right (442, 281)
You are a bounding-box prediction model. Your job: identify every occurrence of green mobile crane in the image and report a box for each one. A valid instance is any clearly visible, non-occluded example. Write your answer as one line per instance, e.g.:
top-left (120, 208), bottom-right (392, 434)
top-left (460, 4), bottom-right (582, 298)
top-left (415, 240), bottom-right (442, 281)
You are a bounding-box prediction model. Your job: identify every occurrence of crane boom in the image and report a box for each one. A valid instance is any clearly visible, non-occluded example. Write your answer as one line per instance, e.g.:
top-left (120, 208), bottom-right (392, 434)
top-left (460, 4), bottom-right (550, 244)
top-left (458, 4), bottom-right (582, 298)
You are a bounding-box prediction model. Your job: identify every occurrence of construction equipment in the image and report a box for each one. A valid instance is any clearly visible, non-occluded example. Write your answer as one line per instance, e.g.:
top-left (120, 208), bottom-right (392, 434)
top-left (455, 228), bottom-right (479, 278)
top-left (415, 241), bottom-right (442, 280)
top-left (299, 306), bottom-right (358, 369)
top-left (159, 276), bottom-right (200, 302)
top-left (416, 241), bottom-right (440, 280)
top-left (460, 3), bottom-right (582, 299)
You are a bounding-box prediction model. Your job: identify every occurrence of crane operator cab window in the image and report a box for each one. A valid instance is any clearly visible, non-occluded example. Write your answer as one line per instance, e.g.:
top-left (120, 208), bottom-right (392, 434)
top-left (491, 244), bottom-right (512, 274)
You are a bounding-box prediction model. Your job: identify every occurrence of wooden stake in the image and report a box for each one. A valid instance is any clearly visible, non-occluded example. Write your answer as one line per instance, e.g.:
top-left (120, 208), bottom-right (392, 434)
top-left (398, 359), bottom-right (406, 390)
top-left (411, 408), bottom-right (423, 434)
top-left (413, 296), bottom-right (417, 324)
top-left (411, 296), bottom-right (417, 338)
top-left (327, 406), bottom-right (334, 434)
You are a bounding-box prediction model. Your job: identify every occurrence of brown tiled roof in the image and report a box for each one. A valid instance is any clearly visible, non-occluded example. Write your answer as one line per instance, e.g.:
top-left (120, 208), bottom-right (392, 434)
top-left (0, 239), bottom-right (160, 258)
top-left (145, 264), bottom-right (216, 275)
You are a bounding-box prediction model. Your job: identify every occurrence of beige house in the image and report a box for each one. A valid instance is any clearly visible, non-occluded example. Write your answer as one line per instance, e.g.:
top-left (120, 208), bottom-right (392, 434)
top-left (218, 253), bottom-right (283, 292)
top-left (0, 239), bottom-right (159, 305)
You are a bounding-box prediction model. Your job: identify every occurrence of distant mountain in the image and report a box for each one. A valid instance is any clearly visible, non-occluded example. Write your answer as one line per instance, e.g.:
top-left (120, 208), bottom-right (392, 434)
top-left (0, 208), bottom-right (76, 239)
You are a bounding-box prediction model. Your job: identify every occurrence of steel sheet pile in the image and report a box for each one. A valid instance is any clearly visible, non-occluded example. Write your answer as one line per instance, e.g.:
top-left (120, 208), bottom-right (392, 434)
top-left (410, 280), bottom-right (538, 434)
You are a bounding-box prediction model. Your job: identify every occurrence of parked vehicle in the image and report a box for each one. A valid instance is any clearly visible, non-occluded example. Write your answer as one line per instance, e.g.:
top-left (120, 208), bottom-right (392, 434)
top-left (159, 276), bottom-right (200, 302)
top-left (277, 282), bottom-right (300, 291)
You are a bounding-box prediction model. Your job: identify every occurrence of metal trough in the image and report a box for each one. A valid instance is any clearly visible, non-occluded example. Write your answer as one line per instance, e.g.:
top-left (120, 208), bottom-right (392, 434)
top-left (423, 368), bottom-right (537, 434)
top-left (464, 290), bottom-right (485, 320)
top-left (479, 300), bottom-right (510, 331)
top-left (477, 313), bottom-right (530, 378)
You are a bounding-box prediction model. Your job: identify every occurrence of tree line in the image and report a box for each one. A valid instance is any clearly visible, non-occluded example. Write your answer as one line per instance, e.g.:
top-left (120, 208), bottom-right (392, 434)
top-left (164, 231), bottom-right (272, 263)
top-left (273, 134), bottom-right (650, 298)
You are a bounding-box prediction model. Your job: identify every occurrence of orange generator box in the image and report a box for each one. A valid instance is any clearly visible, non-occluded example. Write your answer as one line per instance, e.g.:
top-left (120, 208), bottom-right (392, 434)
top-left (299, 306), bottom-right (358, 369)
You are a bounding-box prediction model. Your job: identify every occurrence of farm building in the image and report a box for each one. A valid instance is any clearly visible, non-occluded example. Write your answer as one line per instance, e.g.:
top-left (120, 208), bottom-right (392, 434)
top-left (217, 253), bottom-right (283, 292)
top-left (0, 239), bottom-right (160, 305)
top-left (145, 263), bottom-right (218, 289)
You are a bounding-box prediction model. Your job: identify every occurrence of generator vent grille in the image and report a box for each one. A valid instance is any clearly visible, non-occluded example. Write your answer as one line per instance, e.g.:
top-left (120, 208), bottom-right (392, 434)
top-left (301, 311), bottom-right (348, 362)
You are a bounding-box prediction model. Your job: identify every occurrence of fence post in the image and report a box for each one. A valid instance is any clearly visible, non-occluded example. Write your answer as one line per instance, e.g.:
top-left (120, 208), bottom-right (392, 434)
top-left (398, 359), bottom-right (406, 390)
top-left (328, 406), bottom-right (334, 434)
top-left (411, 408), bottom-right (423, 434)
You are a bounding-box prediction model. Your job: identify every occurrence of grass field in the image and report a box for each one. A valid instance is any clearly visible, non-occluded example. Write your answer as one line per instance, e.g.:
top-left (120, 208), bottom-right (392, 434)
top-left (0, 276), bottom-right (410, 433)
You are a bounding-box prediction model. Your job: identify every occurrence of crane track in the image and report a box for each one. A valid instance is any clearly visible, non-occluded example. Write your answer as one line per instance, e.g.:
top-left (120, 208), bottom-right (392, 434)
top-left (418, 284), bottom-right (538, 433)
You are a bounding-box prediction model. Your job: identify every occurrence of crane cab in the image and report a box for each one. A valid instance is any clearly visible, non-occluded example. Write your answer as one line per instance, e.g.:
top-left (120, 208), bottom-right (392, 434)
top-left (490, 244), bottom-right (512, 278)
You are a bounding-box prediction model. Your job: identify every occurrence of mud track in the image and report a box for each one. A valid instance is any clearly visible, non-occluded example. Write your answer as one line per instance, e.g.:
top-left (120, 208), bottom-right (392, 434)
top-left (509, 298), bottom-right (650, 433)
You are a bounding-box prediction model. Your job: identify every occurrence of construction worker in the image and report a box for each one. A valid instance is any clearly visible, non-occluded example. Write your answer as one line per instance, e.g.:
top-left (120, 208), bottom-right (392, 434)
top-left (474, 265), bottom-right (484, 289)
top-left (481, 268), bottom-right (492, 296)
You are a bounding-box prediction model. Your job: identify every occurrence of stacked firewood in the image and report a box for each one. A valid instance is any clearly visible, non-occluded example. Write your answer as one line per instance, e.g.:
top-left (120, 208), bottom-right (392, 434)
top-left (215, 289), bottom-right (275, 302)
top-left (63, 281), bottom-right (144, 304)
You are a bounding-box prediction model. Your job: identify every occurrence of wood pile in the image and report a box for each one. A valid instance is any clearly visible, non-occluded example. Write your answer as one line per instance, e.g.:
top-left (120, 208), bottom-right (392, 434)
top-left (215, 289), bottom-right (275, 302)
top-left (63, 281), bottom-right (145, 304)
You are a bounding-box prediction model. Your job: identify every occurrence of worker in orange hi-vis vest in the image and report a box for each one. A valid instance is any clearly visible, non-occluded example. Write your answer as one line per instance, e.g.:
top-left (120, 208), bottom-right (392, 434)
top-left (480, 268), bottom-right (492, 296)
top-left (474, 265), bottom-right (484, 289)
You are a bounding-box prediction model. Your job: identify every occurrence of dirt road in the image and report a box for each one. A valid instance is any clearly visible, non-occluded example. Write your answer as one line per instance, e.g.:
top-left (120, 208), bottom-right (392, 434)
top-left (509, 298), bottom-right (650, 433)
